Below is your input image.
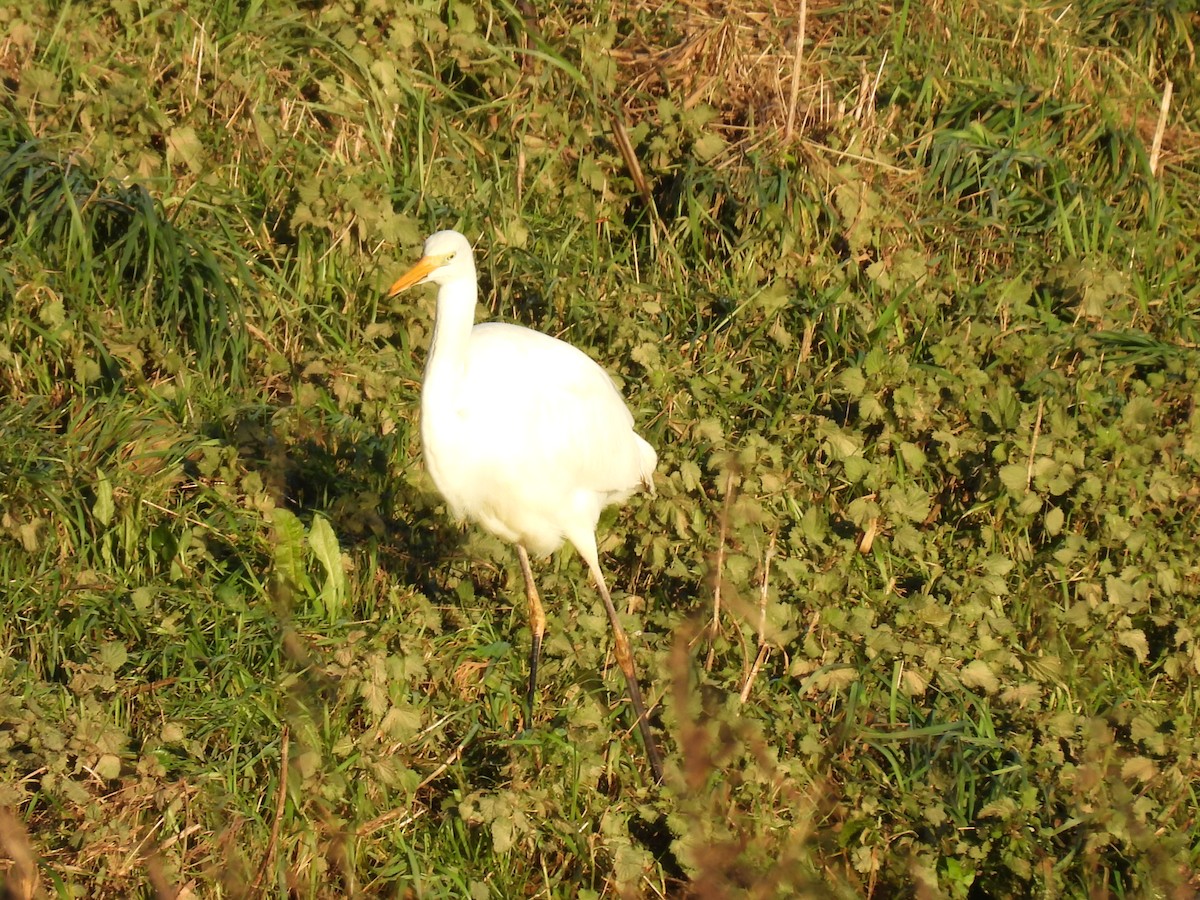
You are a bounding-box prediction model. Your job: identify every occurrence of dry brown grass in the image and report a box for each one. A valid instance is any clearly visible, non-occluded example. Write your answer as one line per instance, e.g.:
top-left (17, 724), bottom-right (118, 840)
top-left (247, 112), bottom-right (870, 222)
top-left (584, 0), bottom-right (1200, 181)
top-left (607, 0), bottom-right (851, 148)
top-left (1, 806), bottom-right (43, 900)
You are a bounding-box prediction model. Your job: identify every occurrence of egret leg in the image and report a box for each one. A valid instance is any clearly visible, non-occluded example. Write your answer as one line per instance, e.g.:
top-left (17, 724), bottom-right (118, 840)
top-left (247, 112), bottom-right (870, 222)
top-left (587, 561), bottom-right (665, 784)
top-left (516, 545), bottom-right (546, 725)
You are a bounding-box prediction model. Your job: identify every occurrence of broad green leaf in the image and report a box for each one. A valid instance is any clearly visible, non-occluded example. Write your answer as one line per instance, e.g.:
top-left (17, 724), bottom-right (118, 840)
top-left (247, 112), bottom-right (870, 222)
top-left (692, 132), bottom-right (725, 162)
top-left (167, 125), bottom-right (204, 174)
top-left (613, 841), bottom-right (650, 886)
top-left (1118, 628), bottom-right (1148, 662)
top-left (361, 680), bottom-right (388, 717)
top-left (839, 367), bottom-right (866, 397)
top-left (899, 441), bottom-right (927, 471)
top-left (95, 754), bottom-right (121, 780)
top-left (753, 280), bottom-right (791, 314)
top-left (310, 514), bottom-right (346, 618)
top-left (885, 484), bottom-right (931, 522)
top-left (843, 455), bottom-right (873, 483)
top-left (131, 587), bottom-right (153, 613)
top-left (1121, 756), bottom-right (1156, 782)
top-left (379, 704), bottom-right (422, 741)
top-left (998, 464), bottom-right (1028, 494)
top-left (98, 641), bottom-right (127, 672)
top-left (271, 508), bottom-right (308, 593)
top-left (491, 816), bottom-right (515, 854)
top-left (93, 469), bottom-right (114, 526)
top-left (1105, 575), bottom-right (1137, 607)
top-left (960, 659), bottom-right (999, 694)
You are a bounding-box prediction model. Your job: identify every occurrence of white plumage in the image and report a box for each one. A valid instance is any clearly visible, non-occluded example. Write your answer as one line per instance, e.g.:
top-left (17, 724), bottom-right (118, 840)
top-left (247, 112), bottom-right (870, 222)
top-left (388, 229), bottom-right (664, 781)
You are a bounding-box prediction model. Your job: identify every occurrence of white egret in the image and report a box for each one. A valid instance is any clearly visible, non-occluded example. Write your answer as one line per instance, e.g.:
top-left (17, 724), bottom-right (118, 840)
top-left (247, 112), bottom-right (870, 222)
top-left (388, 230), bottom-right (664, 782)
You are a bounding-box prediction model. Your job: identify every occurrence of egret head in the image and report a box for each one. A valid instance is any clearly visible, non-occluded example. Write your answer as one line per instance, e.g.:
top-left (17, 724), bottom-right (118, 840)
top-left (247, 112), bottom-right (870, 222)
top-left (387, 230), bottom-right (475, 296)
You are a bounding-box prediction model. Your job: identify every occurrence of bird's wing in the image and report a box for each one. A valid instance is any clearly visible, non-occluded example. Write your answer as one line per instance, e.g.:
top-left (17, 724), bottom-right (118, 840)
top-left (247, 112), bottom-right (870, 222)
top-left (458, 322), bottom-right (649, 496)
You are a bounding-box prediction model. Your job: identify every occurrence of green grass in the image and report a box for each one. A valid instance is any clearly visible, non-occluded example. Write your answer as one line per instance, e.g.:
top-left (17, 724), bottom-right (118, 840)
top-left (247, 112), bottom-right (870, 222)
top-left (2, 0), bottom-right (1200, 896)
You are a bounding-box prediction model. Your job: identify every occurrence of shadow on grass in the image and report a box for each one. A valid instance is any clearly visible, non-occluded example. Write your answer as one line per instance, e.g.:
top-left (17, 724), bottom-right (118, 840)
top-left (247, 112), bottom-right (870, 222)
top-left (207, 400), bottom-right (484, 606)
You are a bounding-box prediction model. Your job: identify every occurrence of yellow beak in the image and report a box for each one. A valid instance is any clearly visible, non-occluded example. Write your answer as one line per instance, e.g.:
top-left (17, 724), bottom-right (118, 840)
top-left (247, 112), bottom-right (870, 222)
top-left (386, 255), bottom-right (440, 297)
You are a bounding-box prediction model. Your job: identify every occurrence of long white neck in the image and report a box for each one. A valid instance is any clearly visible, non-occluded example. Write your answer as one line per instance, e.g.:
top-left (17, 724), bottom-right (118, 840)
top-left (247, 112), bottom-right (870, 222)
top-left (422, 273), bottom-right (477, 413)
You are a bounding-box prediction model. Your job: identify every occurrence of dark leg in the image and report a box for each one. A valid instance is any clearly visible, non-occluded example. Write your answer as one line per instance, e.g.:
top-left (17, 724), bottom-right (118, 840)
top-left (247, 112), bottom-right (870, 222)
top-left (587, 561), bottom-right (665, 784)
top-left (516, 545), bottom-right (546, 726)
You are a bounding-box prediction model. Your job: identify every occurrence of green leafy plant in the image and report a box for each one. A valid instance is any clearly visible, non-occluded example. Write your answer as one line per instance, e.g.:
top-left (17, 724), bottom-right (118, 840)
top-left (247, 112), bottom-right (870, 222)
top-left (2, 0), bottom-right (1199, 896)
